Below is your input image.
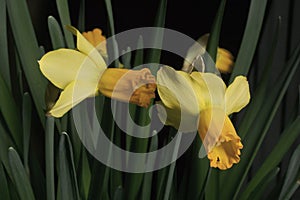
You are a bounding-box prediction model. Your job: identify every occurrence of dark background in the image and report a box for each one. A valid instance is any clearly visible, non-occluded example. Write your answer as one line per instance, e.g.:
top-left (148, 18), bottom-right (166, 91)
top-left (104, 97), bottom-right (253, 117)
top-left (26, 0), bottom-right (300, 198)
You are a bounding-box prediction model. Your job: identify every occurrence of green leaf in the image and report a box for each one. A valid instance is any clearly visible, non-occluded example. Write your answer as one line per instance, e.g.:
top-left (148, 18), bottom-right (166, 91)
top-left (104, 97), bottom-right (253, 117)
top-left (22, 93), bottom-right (32, 173)
top-left (48, 16), bottom-right (66, 49)
top-left (0, 163), bottom-right (10, 200)
top-left (122, 47), bottom-right (132, 69)
top-left (238, 16), bottom-right (282, 139)
top-left (8, 147), bottom-right (35, 200)
top-left (77, 0), bottom-right (85, 32)
top-left (240, 116), bottom-right (300, 199)
top-left (113, 186), bottom-right (123, 200)
top-left (141, 134), bottom-right (158, 200)
top-left (206, 0), bottom-right (227, 62)
top-left (248, 168), bottom-right (280, 200)
top-left (77, 149), bottom-right (91, 199)
top-left (45, 117), bottom-right (55, 200)
top-left (163, 131), bottom-right (182, 200)
top-left (6, 0), bottom-right (47, 125)
top-left (229, 0), bottom-right (268, 83)
top-left (29, 153), bottom-right (46, 200)
top-left (134, 36), bottom-right (144, 67)
top-left (124, 104), bottom-right (153, 200)
top-left (58, 132), bottom-right (80, 200)
top-left (0, 123), bottom-right (14, 179)
top-left (146, 0), bottom-right (168, 65)
top-left (0, 73), bottom-right (22, 150)
top-left (104, 0), bottom-right (119, 67)
top-left (56, 0), bottom-right (75, 48)
top-left (0, 0), bottom-right (11, 90)
top-left (220, 39), bottom-right (300, 200)
top-left (279, 144), bottom-right (300, 200)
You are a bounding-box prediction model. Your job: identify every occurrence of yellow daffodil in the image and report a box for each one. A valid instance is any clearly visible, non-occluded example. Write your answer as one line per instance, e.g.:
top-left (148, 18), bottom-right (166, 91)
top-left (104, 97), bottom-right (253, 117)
top-left (39, 26), bottom-right (156, 117)
top-left (157, 66), bottom-right (250, 170)
top-left (182, 34), bottom-right (234, 74)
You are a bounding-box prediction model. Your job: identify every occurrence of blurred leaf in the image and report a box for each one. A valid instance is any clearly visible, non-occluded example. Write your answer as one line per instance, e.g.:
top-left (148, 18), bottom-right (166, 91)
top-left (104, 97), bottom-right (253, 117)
top-left (88, 98), bottom-right (114, 200)
top-left (113, 186), bottom-right (123, 200)
top-left (206, 0), bottom-right (227, 62)
top-left (22, 93), bottom-right (32, 173)
top-left (8, 147), bottom-right (35, 200)
top-left (29, 153), bottom-right (46, 200)
top-left (77, 149), bottom-right (91, 199)
top-left (279, 144), bottom-right (300, 200)
top-left (229, 0), bottom-right (268, 83)
top-left (104, 0), bottom-right (119, 66)
top-left (0, 0), bottom-right (11, 90)
top-left (48, 16), bottom-right (66, 49)
top-left (164, 131), bottom-right (182, 200)
top-left (0, 74), bottom-right (22, 150)
top-left (58, 132), bottom-right (80, 200)
top-left (0, 123), bottom-right (14, 179)
top-left (220, 41), bottom-right (300, 200)
top-left (77, 0), bottom-right (85, 32)
top-left (240, 116), bottom-right (300, 199)
top-left (56, 0), bottom-right (75, 48)
top-left (6, 0), bottom-right (47, 125)
top-left (248, 167), bottom-right (280, 200)
top-left (45, 117), bottom-right (55, 200)
top-left (134, 36), bottom-right (144, 67)
top-left (186, 137), bottom-right (209, 200)
top-left (146, 0), bottom-right (167, 66)
top-left (104, 0), bottom-right (115, 36)
top-left (0, 163), bottom-right (10, 200)
top-left (124, 104), bottom-right (153, 200)
top-left (122, 47), bottom-right (132, 69)
top-left (238, 16), bottom-right (282, 139)
top-left (141, 134), bottom-right (158, 200)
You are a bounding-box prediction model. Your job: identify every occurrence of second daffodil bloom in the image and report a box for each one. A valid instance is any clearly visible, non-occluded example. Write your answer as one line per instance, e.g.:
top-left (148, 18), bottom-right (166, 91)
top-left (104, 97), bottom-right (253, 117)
top-left (39, 26), bottom-right (156, 117)
top-left (182, 34), bottom-right (234, 74)
top-left (157, 66), bottom-right (250, 170)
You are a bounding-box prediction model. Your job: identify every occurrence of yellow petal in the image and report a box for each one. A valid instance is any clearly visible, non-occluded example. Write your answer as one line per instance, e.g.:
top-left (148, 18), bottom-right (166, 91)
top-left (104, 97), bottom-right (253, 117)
top-left (157, 66), bottom-right (199, 132)
top-left (39, 49), bottom-right (99, 89)
top-left (49, 81), bottom-right (98, 117)
top-left (66, 25), bottom-right (106, 70)
top-left (190, 72), bottom-right (226, 110)
top-left (98, 68), bottom-right (156, 107)
top-left (198, 108), bottom-right (243, 170)
top-left (225, 76), bottom-right (250, 115)
top-left (216, 48), bottom-right (234, 74)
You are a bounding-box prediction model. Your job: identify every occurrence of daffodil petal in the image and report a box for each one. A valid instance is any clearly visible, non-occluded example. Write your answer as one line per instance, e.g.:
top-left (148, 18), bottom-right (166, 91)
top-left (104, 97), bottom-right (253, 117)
top-left (49, 81), bottom-right (98, 117)
top-left (39, 49), bottom-right (98, 89)
top-left (66, 25), bottom-right (106, 70)
top-left (225, 76), bottom-right (250, 115)
top-left (191, 72), bottom-right (226, 110)
top-left (157, 66), bottom-right (199, 132)
top-left (182, 34), bottom-right (208, 72)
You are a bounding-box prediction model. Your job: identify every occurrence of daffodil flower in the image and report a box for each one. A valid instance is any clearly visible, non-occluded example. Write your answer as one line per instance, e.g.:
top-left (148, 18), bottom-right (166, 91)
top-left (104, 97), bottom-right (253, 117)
top-left (182, 34), bottom-right (234, 74)
top-left (157, 66), bottom-right (250, 170)
top-left (39, 26), bottom-right (156, 117)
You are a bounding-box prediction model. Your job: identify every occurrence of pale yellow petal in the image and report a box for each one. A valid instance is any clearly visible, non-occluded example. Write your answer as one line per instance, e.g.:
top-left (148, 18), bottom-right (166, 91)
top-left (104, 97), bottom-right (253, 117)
top-left (182, 34), bottom-right (208, 73)
top-left (39, 49), bottom-right (98, 89)
top-left (191, 72), bottom-right (226, 110)
top-left (225, 76), bottom-right (250, 115)
top-left (66, 25), bottom-right (106, 70)
top-left (157, 66), bottom-right (199, 132)
top-left (49, 81), bottom-right (98, 117)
